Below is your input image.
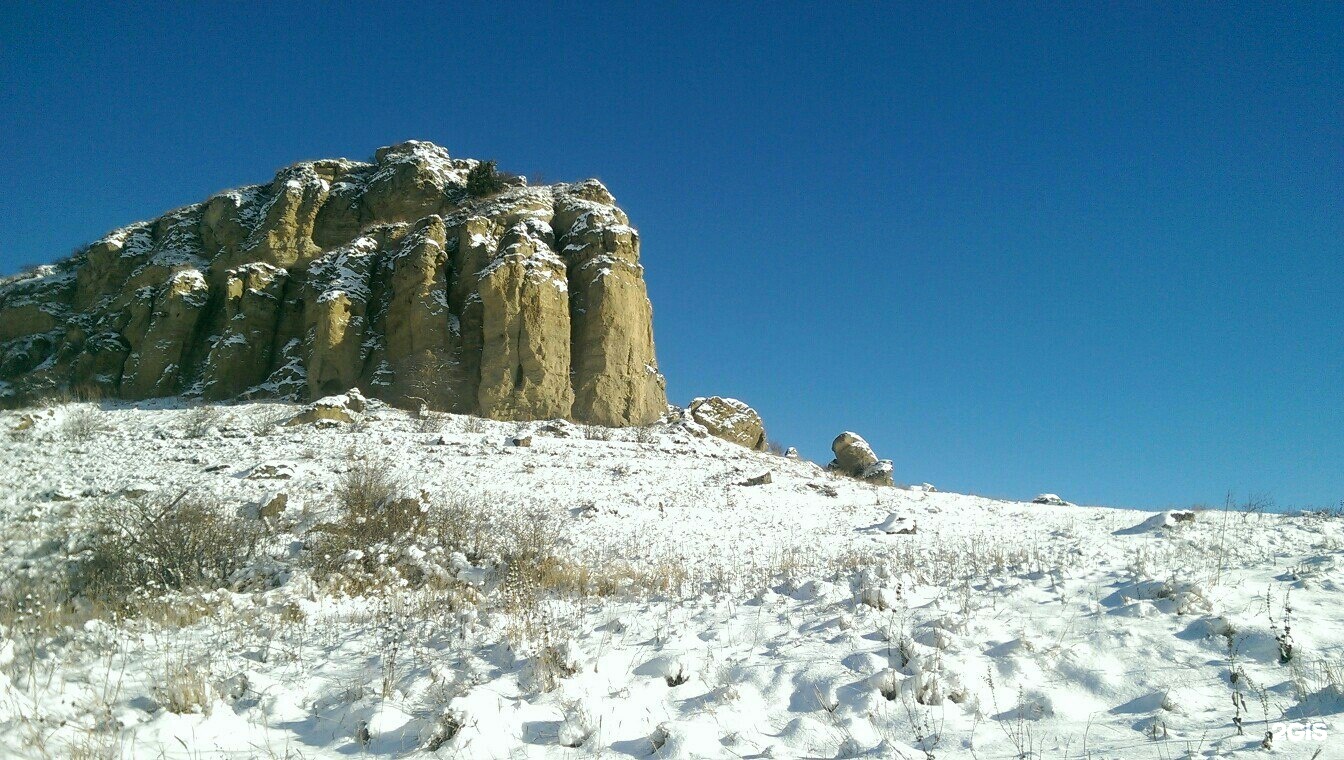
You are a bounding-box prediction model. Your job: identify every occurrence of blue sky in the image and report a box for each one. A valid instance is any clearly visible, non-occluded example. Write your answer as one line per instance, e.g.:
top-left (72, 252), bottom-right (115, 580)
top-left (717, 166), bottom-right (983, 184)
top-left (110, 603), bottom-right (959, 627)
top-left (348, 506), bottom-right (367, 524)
top-left (2, 2), bottom-right (1340, 509)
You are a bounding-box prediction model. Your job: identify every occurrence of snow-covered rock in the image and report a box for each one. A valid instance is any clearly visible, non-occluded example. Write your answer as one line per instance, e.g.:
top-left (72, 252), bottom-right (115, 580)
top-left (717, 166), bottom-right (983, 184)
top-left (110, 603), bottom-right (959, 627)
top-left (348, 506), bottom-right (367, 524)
top-left (686, 396), bottom-right (767, 450)
top-left (828, 431), bottom-right (894, 486)
top-left (875, 513), bottom-right (916, 534)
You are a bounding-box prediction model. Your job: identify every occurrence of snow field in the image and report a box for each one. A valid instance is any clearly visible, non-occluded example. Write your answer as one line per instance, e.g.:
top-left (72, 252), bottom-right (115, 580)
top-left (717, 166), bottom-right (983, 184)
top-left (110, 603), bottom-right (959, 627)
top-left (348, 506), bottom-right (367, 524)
top-left (0, 400), bottom-right (1342, 758)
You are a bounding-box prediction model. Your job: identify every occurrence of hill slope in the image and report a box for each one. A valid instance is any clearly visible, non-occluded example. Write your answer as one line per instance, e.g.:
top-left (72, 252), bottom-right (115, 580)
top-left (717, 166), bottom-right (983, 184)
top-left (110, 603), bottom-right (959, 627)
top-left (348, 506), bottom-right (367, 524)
top-left (1, 401), bottom-right (1341, 758)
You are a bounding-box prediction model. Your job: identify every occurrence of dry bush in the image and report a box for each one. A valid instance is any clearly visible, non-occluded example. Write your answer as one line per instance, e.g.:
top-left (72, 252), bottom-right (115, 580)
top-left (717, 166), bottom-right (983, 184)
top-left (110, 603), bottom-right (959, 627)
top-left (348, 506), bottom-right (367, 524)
top-left (308, 462), bottom-right (499, 594)
top-left (180, 404), bottom-right (225, 438)
top-left (335, 458), bottom-right (405, 522)
top-left (583, 425), bottom-right (613, 441)
top-left (61, 405), bottom-right (110, 441)
top-left (74, 492), bottom-right (266, 610)
top-left (0, 572), bottom-right (106, 655)
top-left (35, 382), bottom-right (104, 409)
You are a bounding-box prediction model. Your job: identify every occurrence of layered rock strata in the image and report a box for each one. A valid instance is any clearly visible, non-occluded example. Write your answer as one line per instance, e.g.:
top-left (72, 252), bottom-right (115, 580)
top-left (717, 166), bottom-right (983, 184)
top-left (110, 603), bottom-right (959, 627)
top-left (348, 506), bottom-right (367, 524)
top-left (0, 142), bottom-right (666, 425)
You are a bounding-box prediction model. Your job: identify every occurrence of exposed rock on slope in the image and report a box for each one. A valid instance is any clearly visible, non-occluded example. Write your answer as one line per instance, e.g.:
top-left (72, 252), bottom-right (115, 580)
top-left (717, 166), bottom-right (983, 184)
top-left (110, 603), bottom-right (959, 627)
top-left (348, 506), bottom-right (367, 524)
top-left (687, 396), bottom-right (767, 450)
top-left (829, 431), bottom-right (894, 486)
top-left (0, 142), bottom-right (667, 425)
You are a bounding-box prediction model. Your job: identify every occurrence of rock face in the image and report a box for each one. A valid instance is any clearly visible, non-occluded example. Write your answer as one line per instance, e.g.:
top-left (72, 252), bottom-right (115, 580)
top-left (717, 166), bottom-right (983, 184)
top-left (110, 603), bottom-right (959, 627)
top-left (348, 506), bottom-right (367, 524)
top-left (0, 142), bottom-right (667, 425)
top-left (688, 396), bottom-right (767, 450)
top-left (828, 432), bottom-right (894, 486)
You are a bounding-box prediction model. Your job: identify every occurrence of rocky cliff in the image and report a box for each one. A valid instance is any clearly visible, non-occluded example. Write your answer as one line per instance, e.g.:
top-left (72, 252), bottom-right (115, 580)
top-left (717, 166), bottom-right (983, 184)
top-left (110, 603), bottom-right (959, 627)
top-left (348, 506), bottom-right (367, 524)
top-left (0, 141), bottom-right (667, 425)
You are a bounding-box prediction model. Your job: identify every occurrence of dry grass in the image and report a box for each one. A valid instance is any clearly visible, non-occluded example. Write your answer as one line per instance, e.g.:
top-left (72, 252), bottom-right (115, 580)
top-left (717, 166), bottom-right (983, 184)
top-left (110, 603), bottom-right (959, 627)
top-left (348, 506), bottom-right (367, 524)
top-left (156, 657), bottom-right (213, 715)
top-left (74, 492), bottom-right (266, 610)
top-left (61, 405), bottom-right (110, 441)
top-left (180, 404), bottom-right (225, 438)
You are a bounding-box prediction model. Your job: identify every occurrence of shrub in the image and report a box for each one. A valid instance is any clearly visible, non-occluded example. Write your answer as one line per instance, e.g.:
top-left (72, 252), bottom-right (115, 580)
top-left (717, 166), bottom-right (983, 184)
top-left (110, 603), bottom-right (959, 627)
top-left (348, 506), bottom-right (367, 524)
top-left (181, 404), bottom-right (224, 438)
top-left (309, 460), bottom-right (437, 592)
top-left (465, 160), bottom-right (506, 197)
top-left (74, 492), bottom-right (265, 608)
top-left (61, 405), bottom-right (110, 441)
top-left (583, 425), bottom-right (613, 441)
top-left (333, 459), bottom-right (408, 528)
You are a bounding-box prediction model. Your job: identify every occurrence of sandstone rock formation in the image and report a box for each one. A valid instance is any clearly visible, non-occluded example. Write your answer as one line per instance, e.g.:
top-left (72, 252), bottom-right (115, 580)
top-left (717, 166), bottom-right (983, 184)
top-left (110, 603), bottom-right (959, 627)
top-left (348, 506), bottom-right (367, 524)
top-left (0, 142), bottom-right (667, 425)
top-left (687, 396), bottom-right (767, 450)
top-left (828, 432), bottom-right (894, 486)
top-left (283, 389), bottom-right (367, 427)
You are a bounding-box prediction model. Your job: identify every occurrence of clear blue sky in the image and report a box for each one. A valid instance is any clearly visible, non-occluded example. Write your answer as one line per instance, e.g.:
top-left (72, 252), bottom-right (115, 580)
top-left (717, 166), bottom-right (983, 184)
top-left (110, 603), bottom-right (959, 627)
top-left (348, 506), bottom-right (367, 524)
top-left (2, 2), bottom-right (1340, 510)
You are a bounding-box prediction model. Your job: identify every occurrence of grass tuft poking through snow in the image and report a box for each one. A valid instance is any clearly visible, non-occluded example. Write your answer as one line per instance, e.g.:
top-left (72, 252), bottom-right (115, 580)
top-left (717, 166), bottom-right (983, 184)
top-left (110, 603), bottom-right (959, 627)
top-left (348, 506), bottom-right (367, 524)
top-left (0, 399), bottom-right (1341, 758)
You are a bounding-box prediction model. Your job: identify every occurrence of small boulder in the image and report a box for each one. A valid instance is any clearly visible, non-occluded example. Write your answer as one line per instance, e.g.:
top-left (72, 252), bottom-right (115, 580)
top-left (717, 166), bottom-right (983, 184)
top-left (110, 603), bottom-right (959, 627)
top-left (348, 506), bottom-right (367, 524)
top-left (831, 432), bottom-right (878, 472)
top-left (806, 481), bottom-right (839, 498)
top-left (876, 513), bottom-right (917, 534)
top-left (284, 389), bottom-right (364, 426)
top-left (687, 396), bottom-right (767, 451)
top-left (256, 492), bottom-right (289, 520)
top-left (248, 461), bottom-right (296, 480)
top-left (784, 447), bottom-right (800, 459)
top-left (120, 482), bottom-right (159, 499)
top-left (861, 459), bottom-right (894, 486)
top-left (1032, 493), bottom-right (1072, 506)
top-left (739, 472), bottom-right (773, 487)
top-left (534, 420), bottom-right (580, 438)
top-left (511, 434), bottom-right (533, 447)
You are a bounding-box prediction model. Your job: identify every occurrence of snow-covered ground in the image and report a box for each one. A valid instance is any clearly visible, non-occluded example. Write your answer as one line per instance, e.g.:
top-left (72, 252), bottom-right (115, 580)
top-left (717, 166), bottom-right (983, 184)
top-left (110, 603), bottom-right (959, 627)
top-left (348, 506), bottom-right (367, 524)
top-left (1, 399), bottom-right (1342, 759)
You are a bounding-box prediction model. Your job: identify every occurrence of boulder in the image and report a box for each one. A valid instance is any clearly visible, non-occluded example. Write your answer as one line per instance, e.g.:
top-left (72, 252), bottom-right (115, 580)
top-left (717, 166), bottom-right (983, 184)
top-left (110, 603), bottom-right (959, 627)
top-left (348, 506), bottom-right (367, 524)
top-left (828, 432), bottom-right (894, 486)
top-left (1032, 493), bottom-right (1072, 506)
top-left (739, 472), bottom-right (773, 486)
top-left (876, 513), bottom-right (916, 534)
top-left (861, 459), bottom-right (895, 486)
top-left (831, 432), bottom-right (878, 472)
top-left (284, 390), bottom-right (364, 426)
top-left (687, 396), bottom-right (767, 451)
top-left (258, 492), bottom-right (289, 520)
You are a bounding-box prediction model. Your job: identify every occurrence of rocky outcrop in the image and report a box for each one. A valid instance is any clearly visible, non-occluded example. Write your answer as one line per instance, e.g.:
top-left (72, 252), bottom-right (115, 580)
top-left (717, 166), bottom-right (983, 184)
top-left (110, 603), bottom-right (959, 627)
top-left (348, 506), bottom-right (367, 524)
top-left (828, 432), bottom-right (894, 486)
top-left (284, 389), bottom-right (367, 427)
top-left (688, 396), bottom-right (767, 450)
top-left (0, 142), bottom-right (667, 424)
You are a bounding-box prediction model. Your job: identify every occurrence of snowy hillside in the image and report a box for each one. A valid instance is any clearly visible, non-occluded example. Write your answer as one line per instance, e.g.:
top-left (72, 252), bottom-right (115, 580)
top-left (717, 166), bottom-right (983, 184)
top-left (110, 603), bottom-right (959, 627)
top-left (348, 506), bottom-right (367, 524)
top-left (1, 399), bottom-right (1341, 758)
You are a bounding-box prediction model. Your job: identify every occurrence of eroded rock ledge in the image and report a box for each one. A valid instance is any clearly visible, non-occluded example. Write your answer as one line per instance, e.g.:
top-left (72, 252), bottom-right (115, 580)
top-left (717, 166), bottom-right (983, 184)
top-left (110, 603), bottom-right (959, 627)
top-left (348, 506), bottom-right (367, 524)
top-left (0, 141), bottom-right (667, 425)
